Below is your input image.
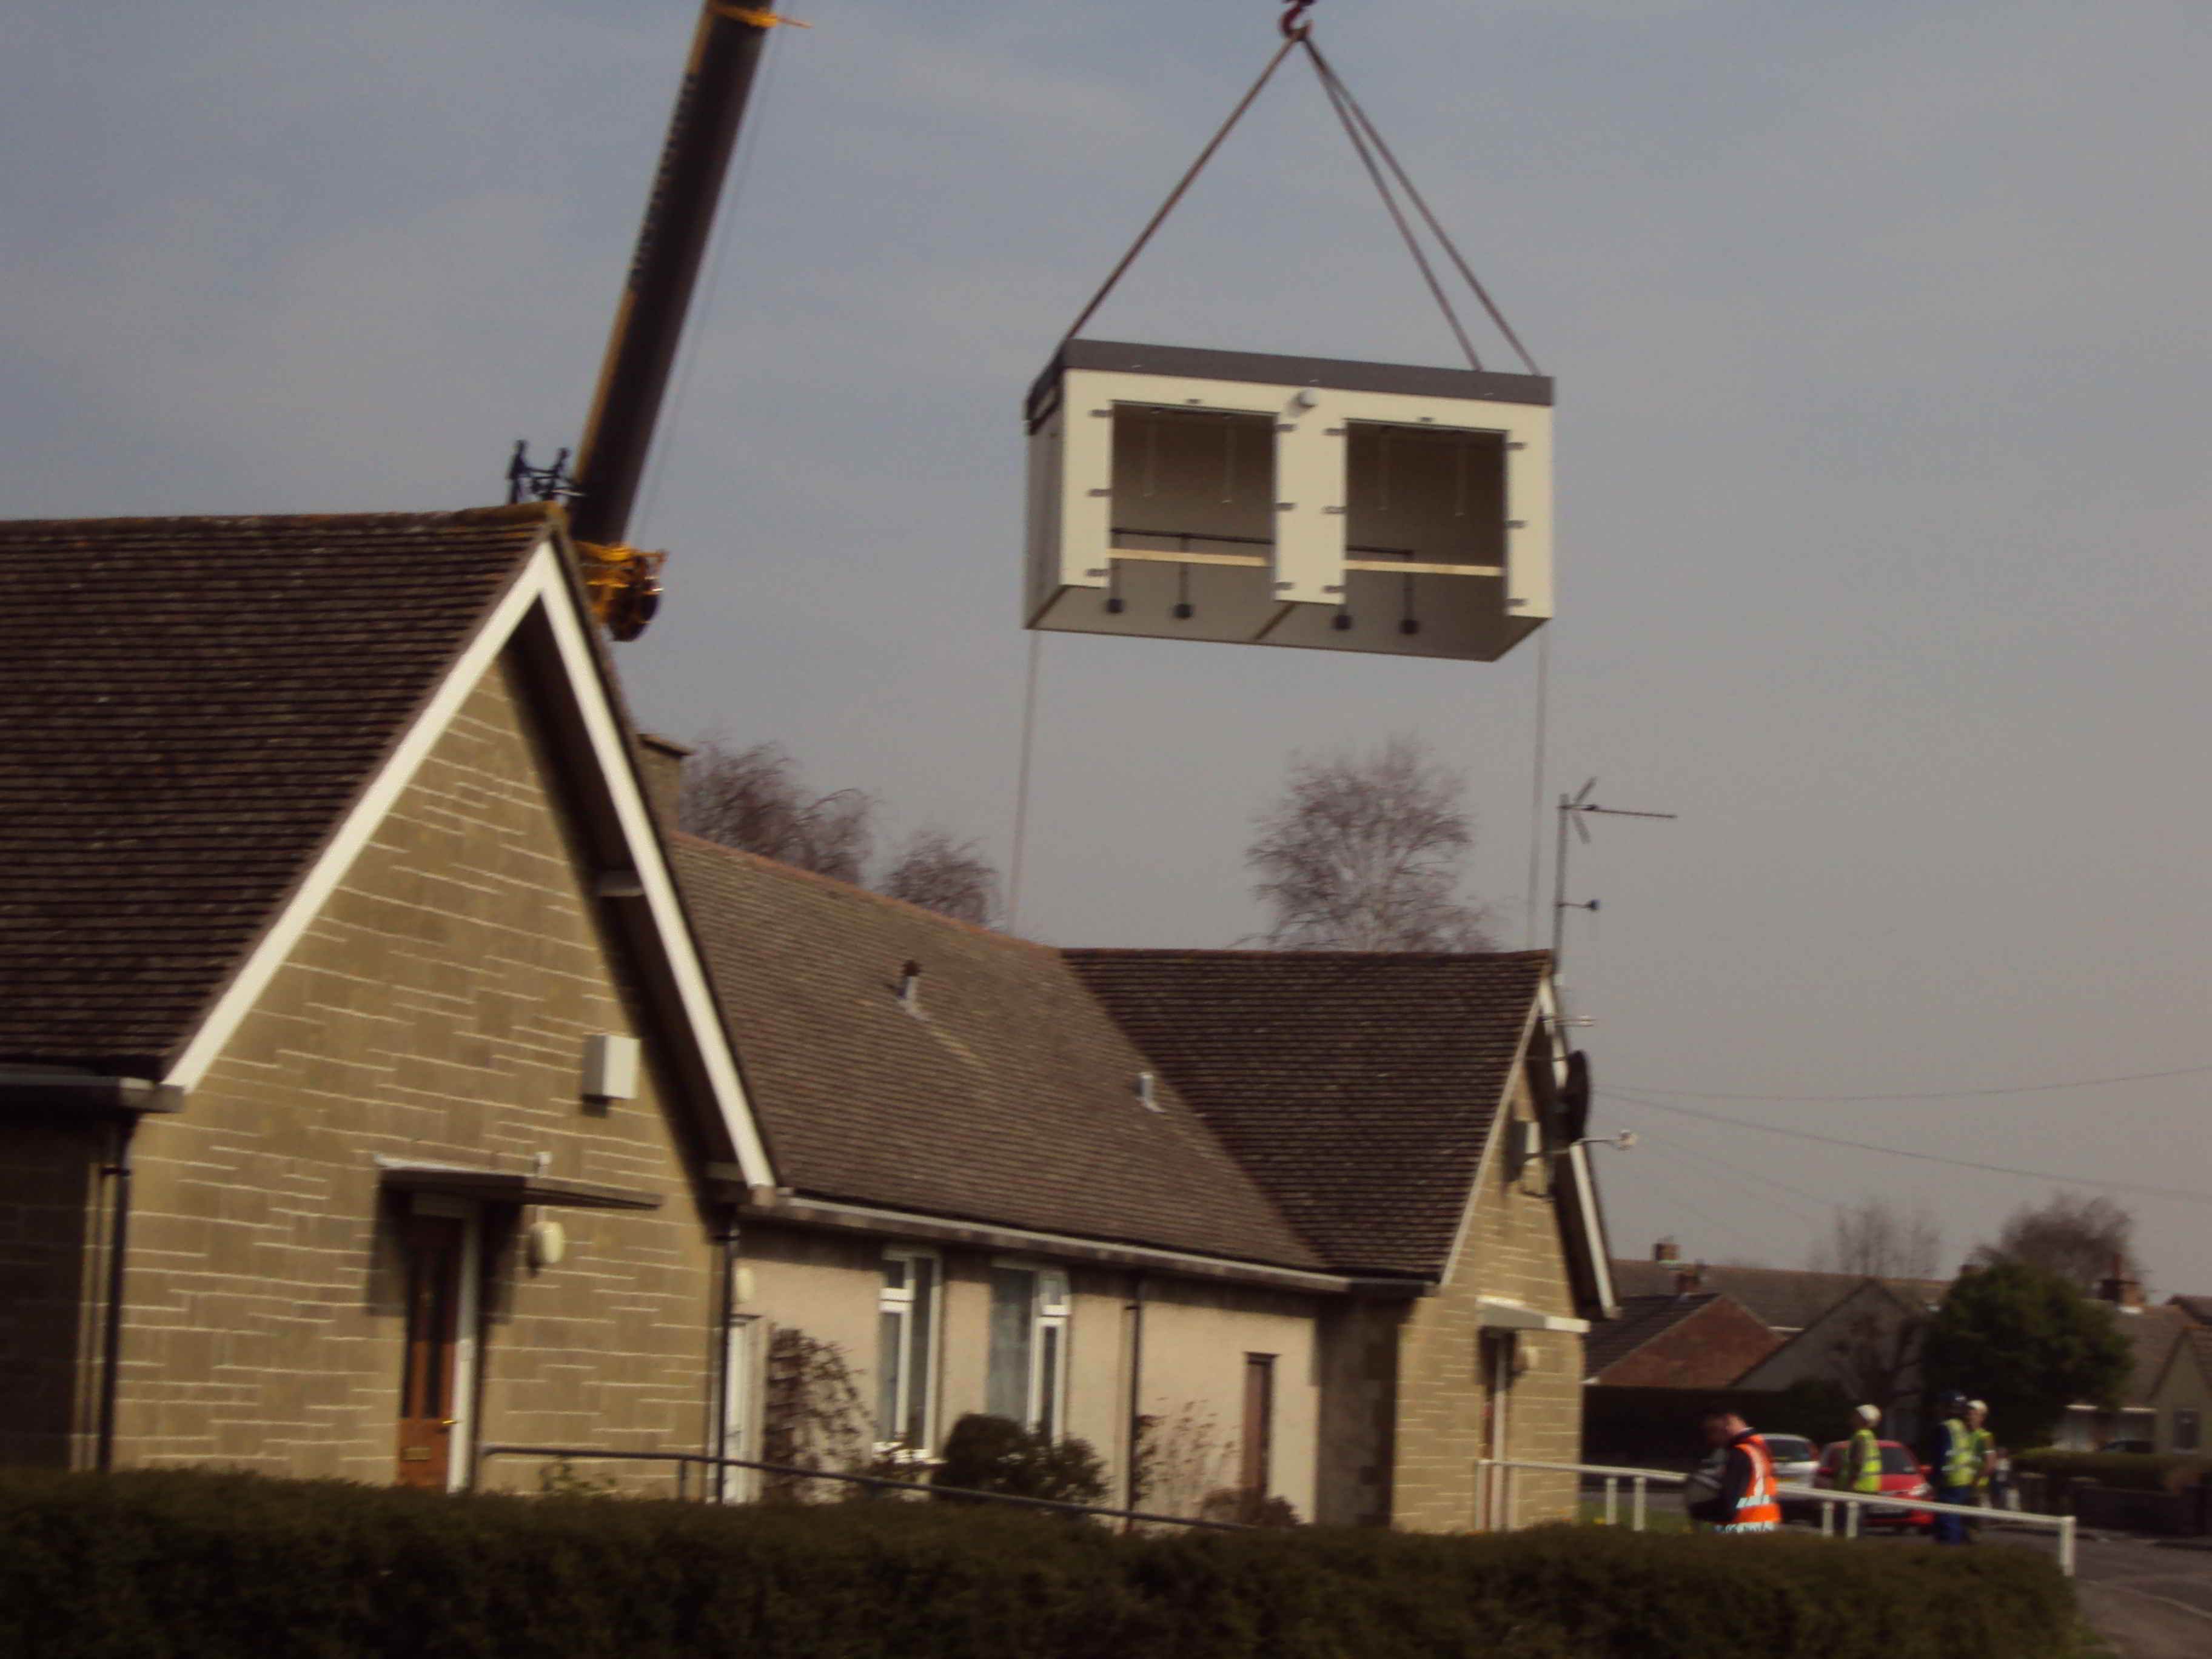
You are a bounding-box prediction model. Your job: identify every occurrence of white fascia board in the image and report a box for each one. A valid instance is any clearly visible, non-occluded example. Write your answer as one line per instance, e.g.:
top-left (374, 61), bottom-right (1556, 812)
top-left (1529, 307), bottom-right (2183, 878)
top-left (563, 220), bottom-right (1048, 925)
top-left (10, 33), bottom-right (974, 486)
top-left (1537, 974), bottom-right (1617, 1318)
top-left (161, 542), bottom-right (774, 1189)
top-left (531, 560), bottom-right (773, 1186)
top-left (762, 1195), bottom-right (1391, 1297)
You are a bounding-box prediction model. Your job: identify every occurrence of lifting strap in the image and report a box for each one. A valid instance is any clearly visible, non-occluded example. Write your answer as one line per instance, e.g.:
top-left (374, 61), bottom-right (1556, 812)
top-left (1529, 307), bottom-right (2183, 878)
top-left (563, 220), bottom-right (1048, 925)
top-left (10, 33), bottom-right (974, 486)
top-left (1055, 13), bottom-right (1540, 377)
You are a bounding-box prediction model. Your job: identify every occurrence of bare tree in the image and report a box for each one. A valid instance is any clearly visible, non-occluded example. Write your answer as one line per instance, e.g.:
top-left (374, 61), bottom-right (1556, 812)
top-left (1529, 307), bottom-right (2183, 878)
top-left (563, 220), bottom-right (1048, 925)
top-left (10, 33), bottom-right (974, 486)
top-left (1808, 1198), bottom-right (1944, 1281)
top-left (1974, 1190), bottom-right (2137, 1292)
top-left (1244, 735), bottom-right (1495, 951)
top-left (879, 829), bottom-right (998, 926)
top-left (679, 740), bottom-right (874, 883)
top-left (1824, 1302), bottom-right (1928, 1416)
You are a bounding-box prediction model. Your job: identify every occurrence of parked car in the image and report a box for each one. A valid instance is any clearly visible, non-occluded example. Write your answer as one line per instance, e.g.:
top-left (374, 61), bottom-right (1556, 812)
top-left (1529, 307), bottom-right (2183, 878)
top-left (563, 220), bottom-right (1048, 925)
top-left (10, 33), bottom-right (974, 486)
top-left (1812, 1438), bottom-right (1935, 1529)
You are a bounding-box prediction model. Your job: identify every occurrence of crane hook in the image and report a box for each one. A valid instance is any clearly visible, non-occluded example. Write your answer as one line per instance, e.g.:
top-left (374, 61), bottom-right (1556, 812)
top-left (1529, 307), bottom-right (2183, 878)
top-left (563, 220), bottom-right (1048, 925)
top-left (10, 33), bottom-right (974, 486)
top-left (1280, 0), bottom-right (1313, 40)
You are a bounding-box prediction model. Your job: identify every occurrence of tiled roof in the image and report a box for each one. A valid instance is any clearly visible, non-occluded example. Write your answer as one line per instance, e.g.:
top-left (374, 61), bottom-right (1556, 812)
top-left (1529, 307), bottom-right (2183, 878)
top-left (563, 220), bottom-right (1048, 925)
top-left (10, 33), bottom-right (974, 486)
top-left (2168, 1295), bottom-right (2212, 1326)
top-left (2114, 1305), bottom-right (2192, 1406)
top-left (1584, 1293), bottom-right (1729, 1377)
top-left (1063, 950), bottom-right (1549, 1278)
top-left (669, 839), bottom-right (1324, 1272)
top-left (0, 507), bottom-right (553, 1074)
top-left (1609, 1260), bottom-right (1946, 1332)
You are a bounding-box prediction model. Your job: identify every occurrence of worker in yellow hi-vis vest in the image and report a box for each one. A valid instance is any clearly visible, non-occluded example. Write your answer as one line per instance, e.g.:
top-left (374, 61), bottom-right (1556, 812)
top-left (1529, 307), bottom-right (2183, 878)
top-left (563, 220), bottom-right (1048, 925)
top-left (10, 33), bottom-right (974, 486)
top-left (1843, 1403), bottom-right (1886, 1499)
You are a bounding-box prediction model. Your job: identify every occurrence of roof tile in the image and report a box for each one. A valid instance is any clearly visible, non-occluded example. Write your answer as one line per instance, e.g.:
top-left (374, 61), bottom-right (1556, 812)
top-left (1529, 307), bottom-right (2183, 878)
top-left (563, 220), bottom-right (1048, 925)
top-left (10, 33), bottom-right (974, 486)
top-left (0, 507), bottom-right (552, 1073)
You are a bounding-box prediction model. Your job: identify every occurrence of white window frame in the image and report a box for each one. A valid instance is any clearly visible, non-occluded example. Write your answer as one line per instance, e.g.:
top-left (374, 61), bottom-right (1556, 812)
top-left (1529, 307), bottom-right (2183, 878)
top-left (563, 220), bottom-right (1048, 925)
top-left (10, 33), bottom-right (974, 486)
top-left (878, 1247), bottom-right (941, 1452)
top-left (988, 1259), bottom-right (1071, 1438)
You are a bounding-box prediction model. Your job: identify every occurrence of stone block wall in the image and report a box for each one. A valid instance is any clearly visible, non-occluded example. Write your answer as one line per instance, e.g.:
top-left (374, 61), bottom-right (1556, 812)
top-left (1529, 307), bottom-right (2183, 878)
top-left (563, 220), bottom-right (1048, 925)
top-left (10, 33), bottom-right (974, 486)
top-left (111, 649), bottom-right (719, 1492)
top-left (1390, 1074), bottom-right (1585, 1530)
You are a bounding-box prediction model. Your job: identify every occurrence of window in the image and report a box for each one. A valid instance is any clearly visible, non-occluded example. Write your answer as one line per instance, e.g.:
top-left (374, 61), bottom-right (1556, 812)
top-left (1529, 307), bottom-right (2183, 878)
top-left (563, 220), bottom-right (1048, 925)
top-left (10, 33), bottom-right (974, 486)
top-left (878, 1250), bottom-right (938, 1449)
top-left (1242, 1354), bottom-right (1275, 1498)
top-left (2176, 1410), bottom-right (2201, 1453)
top-left (987, 1265), bottom-right (1070, 1436)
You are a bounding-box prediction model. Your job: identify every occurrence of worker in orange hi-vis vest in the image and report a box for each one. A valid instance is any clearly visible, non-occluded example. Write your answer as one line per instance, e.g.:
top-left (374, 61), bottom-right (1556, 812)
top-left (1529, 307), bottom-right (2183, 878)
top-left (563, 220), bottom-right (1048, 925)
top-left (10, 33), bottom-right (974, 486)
top-left (1687, 1409), bottom-right (1783, 1533)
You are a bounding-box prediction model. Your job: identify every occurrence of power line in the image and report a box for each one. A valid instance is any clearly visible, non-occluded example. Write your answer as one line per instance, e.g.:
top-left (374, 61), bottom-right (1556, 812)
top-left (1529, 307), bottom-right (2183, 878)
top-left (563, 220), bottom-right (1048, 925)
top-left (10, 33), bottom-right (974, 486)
top-left (1611, 1062), bottom-right (2212, 1105)
top-left (1626, 1139), bottom-right (1774, 1259)
top-left (1600, 1088), bottom-right (2212, 1209)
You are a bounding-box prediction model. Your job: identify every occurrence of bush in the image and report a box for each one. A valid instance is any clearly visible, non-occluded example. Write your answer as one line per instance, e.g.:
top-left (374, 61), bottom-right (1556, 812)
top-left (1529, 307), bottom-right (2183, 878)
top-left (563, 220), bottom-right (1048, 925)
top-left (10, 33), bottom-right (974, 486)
top-left (0, 1467), bottom-right (2077, 1659)
top-left (2015, 1449), bottom-right (2212, 1495)
top-left (929, 1413), bottom-right (1108, 1506)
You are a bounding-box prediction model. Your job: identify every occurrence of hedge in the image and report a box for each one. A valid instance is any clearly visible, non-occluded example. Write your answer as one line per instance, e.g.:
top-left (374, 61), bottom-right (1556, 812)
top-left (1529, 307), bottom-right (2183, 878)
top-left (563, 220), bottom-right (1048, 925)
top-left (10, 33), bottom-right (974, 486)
top-left (0, 1469), bottom-right (2075, 1659)
top-left (2014, 1449), bottom-right (2212, 1495)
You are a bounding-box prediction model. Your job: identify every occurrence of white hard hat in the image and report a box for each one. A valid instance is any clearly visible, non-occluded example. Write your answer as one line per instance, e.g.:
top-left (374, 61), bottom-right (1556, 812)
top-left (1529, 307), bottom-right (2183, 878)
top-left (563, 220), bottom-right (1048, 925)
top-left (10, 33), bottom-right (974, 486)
top-left (1854, 1403), bottom-right (1880, 1424)
top-left (1969, 1399), bottom-right (1989, 1413)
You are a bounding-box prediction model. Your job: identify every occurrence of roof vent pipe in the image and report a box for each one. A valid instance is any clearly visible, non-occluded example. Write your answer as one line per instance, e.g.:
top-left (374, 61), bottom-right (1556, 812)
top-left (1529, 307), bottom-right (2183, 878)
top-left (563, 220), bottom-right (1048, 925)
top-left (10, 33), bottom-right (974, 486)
top-left (899, 960), bottom-right (922, 1013)
top-left (1134, 1071), bottom-right (1159, 1111)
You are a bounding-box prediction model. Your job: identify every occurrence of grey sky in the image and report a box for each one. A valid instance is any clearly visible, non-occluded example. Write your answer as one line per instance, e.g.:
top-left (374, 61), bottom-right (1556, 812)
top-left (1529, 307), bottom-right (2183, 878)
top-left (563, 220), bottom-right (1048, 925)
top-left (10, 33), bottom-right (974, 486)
top-left (8, 2), bottom-right (2210, 1291)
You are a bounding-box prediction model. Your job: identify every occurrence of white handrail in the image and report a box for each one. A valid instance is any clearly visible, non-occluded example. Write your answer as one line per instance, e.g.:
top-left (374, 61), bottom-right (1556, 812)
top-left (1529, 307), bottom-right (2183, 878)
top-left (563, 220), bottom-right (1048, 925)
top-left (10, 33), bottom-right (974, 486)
top-left (1473, 1457), bottom-right (2076, 1577)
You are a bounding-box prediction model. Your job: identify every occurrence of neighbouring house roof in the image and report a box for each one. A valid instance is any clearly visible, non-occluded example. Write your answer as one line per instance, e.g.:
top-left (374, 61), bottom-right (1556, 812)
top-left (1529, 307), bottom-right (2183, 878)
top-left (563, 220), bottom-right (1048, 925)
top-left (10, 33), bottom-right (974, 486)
top-left (1063, 950), bottom-right (1550, 1279)
top-left (2168, 1295), bottom-right (2212, 1327)
top-left (2114, 1305), bottom-right (2193, 1407)
top-left (0, 508), bottom-right (549, 1076)
top-left (1583, 1292), bottom-right (1782, 1388)
top-left (671, 839), bottom-right (1327, 1273)
top-left (1609, 1259), bottom-right (1949, 1333)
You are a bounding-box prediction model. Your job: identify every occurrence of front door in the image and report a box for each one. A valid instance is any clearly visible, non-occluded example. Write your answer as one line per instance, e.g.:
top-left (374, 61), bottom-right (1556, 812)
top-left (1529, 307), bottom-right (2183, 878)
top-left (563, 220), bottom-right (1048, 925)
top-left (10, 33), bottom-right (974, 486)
top-left (397, 1213), bottom-right (466, 1488)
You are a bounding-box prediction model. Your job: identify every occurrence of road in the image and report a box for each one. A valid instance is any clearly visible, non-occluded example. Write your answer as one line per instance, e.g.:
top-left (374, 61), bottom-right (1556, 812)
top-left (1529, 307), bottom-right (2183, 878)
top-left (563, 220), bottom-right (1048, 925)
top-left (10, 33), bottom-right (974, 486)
top-left (1777, 1515), bottom-right (2212, 1657)
top-left (2053, 1532), bottom-right (2212, 1659)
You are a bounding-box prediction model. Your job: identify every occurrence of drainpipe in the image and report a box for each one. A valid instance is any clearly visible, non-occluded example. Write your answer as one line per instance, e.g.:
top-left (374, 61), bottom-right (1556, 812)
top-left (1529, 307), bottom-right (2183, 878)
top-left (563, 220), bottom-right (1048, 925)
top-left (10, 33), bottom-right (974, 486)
top-left (95, 1114), bottom-right (139, 1473)
top-left (1125, 1271), bottom-right (1148, 1526)
top-left (711, 1209), bottom-right (740, 1501)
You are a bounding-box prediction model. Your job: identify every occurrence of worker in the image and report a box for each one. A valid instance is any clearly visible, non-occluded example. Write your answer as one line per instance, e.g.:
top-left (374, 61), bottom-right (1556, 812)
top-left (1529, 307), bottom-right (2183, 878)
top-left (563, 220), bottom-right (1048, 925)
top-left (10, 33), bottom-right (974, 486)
top-left (1968, 1400), bottom-right (1999, 1532)
top-left (1687, 1408), bottom-right (1781, 1533)
top-left (1921, 1390), bottom-right (1979, 1544)
top-left (1843, 1403), bottom-right (1886, 1506)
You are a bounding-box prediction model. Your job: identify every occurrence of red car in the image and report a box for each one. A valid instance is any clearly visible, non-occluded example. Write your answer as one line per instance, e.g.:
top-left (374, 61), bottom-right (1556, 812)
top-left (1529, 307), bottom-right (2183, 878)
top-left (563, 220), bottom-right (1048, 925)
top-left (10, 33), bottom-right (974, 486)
top-left (1812, 1439), bottom-right (1936, 1529)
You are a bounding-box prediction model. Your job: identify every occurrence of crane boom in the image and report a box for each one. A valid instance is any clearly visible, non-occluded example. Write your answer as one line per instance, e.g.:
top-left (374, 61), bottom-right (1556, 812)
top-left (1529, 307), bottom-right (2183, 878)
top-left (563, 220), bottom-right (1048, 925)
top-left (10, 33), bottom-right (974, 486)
top-left (518, 2), bottom-right (799, 637)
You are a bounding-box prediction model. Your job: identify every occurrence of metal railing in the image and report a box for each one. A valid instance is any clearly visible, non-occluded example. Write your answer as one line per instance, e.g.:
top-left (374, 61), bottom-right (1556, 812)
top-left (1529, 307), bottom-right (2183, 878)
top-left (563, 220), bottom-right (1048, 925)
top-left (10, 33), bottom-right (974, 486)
top-left (1475, 1457), bottom-right (2077, 1577)
top-left (475, 1443), bottom-right (1249, 1530)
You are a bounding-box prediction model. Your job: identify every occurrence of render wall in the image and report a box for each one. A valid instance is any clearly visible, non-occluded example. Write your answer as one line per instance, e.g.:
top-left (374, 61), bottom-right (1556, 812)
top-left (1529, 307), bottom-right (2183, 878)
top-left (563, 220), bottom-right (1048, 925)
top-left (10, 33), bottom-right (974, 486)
top-left (111, 649), bottom-right (720, 1492)
top-left (1392, 1071), bottom-right (1585, 1530)
top-left (739, 1222), bottom-right (1324, 1518)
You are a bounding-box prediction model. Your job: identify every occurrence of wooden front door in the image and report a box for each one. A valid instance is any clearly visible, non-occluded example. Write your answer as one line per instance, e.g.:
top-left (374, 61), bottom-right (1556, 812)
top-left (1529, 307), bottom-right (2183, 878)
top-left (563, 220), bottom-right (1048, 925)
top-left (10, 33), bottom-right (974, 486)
top-left (397, 1214), bottom-right (466, 1488)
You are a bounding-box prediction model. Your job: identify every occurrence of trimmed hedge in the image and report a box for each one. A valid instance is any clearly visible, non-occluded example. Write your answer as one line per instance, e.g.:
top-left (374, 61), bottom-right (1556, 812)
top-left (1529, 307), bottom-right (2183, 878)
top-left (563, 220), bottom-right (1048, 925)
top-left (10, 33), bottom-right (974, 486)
top-left (0, 1469), bottom-right (2075, 1659)
top-left (2014, 1449), bottom-right (2212, 1495)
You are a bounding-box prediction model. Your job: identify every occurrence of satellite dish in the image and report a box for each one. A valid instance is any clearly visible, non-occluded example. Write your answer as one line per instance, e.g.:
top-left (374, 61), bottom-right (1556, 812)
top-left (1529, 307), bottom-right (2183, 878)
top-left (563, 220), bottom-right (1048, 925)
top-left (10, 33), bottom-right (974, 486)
top-left (1560, 1050), bottom-right (1592, 1143)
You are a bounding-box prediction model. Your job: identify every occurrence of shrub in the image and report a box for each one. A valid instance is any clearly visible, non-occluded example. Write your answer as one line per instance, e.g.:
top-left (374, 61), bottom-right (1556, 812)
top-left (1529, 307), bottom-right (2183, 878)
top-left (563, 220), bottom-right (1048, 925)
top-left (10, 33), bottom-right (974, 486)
top-left (930, 1413), bottom-right (1108, 1507)
top-left (1198, 1487), bottom-right (1301, 1527)
top-left (2014, 1449), bottom-right (2212, 1495)
top-left (0, 1466), bottom-right (2077, 1659)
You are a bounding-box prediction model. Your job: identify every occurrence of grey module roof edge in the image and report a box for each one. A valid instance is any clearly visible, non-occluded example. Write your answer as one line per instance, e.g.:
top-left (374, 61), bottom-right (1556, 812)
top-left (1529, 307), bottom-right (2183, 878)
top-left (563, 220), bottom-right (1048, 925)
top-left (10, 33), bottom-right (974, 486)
top-left (1027, 338), bottom-right (1553, 429)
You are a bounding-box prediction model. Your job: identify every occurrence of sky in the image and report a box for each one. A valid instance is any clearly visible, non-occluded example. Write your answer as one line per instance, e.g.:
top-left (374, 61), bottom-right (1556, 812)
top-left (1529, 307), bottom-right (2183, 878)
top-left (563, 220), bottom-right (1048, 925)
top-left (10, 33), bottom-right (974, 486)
top-left (8, 1), bottom-right (2211, 1290)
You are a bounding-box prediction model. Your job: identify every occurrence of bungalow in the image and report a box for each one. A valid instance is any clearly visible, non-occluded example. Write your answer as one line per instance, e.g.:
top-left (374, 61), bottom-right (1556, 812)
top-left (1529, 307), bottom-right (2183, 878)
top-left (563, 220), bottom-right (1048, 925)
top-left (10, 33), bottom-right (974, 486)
top-left (0, 505), bottom-right (1617, 1530)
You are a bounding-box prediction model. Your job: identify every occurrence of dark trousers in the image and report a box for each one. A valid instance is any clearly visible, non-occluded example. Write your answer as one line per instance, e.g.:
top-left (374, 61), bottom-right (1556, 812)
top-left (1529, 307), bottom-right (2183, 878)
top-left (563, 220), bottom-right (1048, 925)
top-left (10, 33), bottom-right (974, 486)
top-left (1932, 1485), bottom-right (1972, 1544)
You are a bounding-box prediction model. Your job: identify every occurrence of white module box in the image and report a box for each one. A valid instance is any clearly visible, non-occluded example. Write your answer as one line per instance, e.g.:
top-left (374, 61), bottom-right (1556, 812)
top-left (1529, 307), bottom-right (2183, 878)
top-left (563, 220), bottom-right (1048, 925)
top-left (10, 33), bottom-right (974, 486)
top-left (1024, 340), bottom-right (1552, 662)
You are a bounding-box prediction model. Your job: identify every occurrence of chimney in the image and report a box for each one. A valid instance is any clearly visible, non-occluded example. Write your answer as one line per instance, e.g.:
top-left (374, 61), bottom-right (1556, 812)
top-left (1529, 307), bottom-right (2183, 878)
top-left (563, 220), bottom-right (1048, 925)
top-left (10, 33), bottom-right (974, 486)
top-left (635, 731), bottom-right (691, 829)
top-left (1653, 1239), bottom-right (1680, 1263)
top-left (2097, 1253), bottom-right (2143, 1312)
top-left (1674, 1261), bottom-right (1704, 1295)
top-left (898, 960), bottom-right (923, 1013)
